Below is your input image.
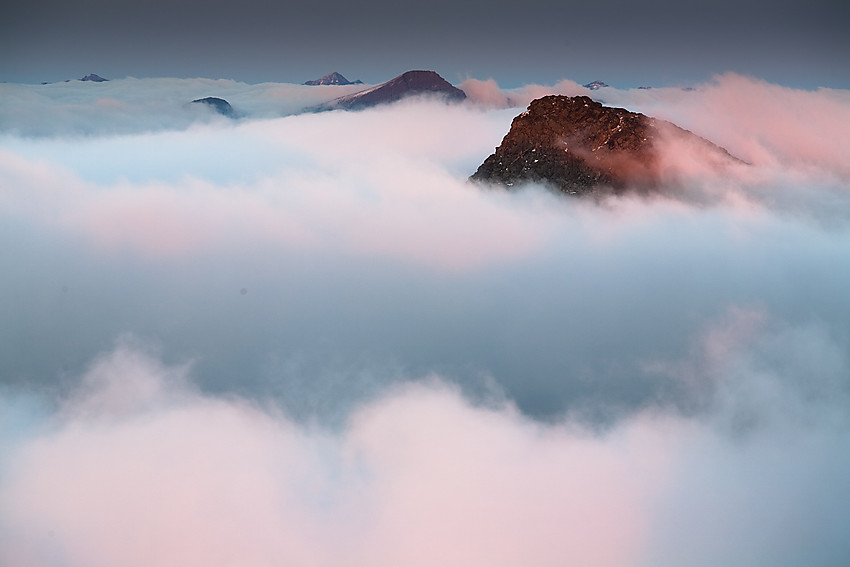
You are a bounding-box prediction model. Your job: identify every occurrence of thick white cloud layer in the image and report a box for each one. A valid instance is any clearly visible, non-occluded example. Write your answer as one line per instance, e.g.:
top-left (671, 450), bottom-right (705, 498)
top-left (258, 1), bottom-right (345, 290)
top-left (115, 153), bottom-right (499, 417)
top-left (1, 75), bottom-right (849, 566)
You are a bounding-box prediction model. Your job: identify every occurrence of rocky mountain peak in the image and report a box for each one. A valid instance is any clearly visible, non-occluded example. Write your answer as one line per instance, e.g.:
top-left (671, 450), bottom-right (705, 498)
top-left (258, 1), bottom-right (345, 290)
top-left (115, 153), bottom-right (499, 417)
top-left (79, 74), bottom-right (108, 82)
top-left (304, 72), bottom-right (363, 86)
top-left (380, 70), bottom-right (464, 95)
top-left (470, 95), bottom-right (740, 195)
top-left (312, 70), bottom-right (466, 111)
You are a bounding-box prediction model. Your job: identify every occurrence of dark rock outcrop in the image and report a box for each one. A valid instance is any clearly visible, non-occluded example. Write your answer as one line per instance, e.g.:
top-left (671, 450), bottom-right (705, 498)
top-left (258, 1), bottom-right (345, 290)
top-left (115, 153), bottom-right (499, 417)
top-left (471, 95), bottom-right (740, 195)
top-left (304, 72), bottom-right (363, 86)
top-left (191, 97), bottom-right (236, 118)
top-left (313, 70), bottom-right (466, 111)
top-left (79, 74), bottom-right (108, 82)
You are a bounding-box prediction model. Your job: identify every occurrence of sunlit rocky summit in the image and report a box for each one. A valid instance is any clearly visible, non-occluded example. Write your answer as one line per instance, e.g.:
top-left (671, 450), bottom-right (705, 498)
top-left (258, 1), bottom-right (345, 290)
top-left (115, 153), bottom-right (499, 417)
top-left (304, 71), bottom-right (363, 86)
top-left (313, 70), bottom-right (466, 111)
top-left (471, 95), bottom-right (741, 195)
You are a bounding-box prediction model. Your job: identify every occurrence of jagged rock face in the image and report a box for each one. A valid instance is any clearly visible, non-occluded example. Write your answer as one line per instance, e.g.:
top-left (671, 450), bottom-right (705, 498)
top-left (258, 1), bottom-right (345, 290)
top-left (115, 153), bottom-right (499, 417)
top-left (191, 97), bottom-right (236, 118)
top-left (304, 72), bottom-right (362, 86)
top-left (314, 70), bottom-right (466, 111)
top-left (471, 95), bottom-right (737, 195)
top-left (79, 74), bottom-right (108, 82)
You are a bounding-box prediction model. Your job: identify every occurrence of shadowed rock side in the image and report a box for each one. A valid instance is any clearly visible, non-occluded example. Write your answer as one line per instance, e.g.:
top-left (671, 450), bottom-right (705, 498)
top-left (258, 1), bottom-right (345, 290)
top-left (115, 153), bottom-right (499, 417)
top-left (313, 70), bottom-right (466, 111)
top-left (471, 95), bottom-right (741, 195)
top-left (191, 97), bottom-right (236, 118)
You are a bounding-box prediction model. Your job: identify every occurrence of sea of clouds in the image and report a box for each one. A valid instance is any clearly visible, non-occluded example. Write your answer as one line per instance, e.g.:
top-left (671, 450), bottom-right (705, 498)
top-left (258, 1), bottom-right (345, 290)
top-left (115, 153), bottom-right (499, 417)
top-left (1, 73), bottom-right (849, 566)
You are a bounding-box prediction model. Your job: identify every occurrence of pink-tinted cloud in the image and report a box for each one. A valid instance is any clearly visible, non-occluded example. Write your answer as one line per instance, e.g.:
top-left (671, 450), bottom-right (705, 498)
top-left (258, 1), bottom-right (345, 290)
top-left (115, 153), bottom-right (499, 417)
top-left (2, 337), bottom-right (847, 567)
top-left (603, 74), bottom-right (850, 182)
top-left (459, 77), bottom-right (586, 109)
top-left (0, 344), bottom-right (660, 567)
top-left (1, 102), bottom-right (564, 270)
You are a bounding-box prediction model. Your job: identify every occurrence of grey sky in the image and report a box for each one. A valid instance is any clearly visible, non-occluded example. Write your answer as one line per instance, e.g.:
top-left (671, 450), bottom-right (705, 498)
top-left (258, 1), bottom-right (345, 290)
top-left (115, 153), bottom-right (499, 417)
top-left (3, 0), bottom-right (848, 87)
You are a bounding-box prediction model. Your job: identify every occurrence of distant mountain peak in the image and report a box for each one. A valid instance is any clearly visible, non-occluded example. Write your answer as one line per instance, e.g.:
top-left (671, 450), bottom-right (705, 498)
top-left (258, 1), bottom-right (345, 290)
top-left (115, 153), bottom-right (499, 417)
top-left (583, 80), bottom-right (609, 90)
top-left (313, 70), bottom-right (466, 111)
top-left (304, 72), bottom-right (363, 86)
top-left (79, 73), bottom-right (108, 82)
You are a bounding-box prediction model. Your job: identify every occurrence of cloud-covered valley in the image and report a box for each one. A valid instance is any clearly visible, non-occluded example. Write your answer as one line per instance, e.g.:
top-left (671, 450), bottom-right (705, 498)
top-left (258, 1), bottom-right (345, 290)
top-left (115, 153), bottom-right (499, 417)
top-left (1, 74), bottom-right (849, 566)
